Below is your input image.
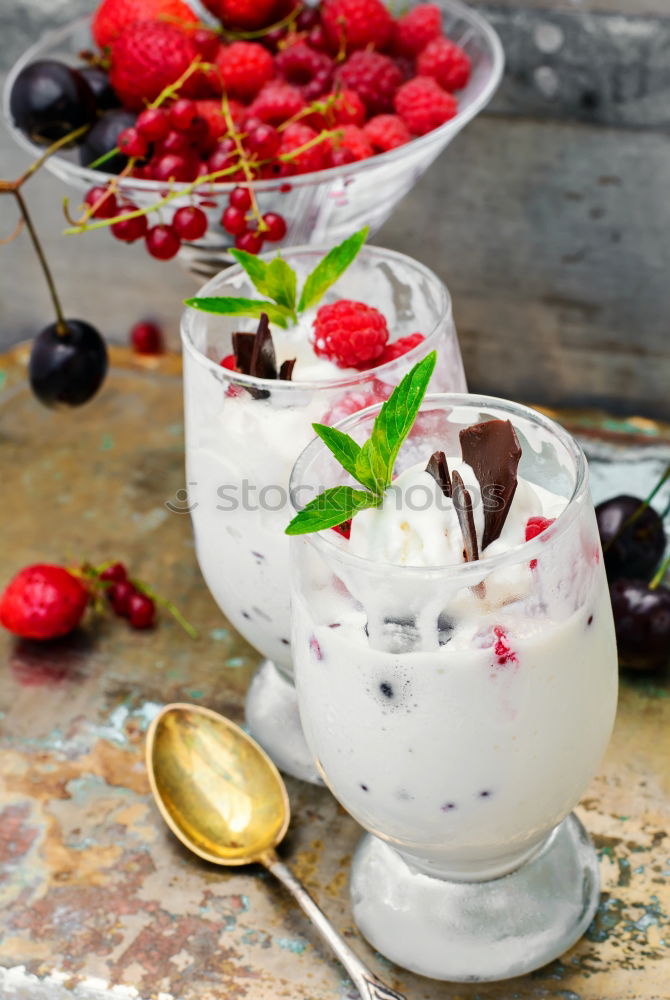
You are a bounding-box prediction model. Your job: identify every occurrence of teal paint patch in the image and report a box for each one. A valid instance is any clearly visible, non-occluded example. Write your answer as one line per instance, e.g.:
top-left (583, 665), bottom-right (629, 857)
top-left (0, 371), bottom-right (6, 391)
top-left (167, 423), bottom-right (184, 436)
top-left (186, 689), bottom-right (205, 700)
top-left (100, 434), bottom-right (114, 451)
top-left (276, 936), bottom-right (307, 954)
top-left (210, 628), bottom-right (230, 641)
top-left (622, 672), bottom-right (670, 699)
top-left (225, 657), bottom-right (246, 668)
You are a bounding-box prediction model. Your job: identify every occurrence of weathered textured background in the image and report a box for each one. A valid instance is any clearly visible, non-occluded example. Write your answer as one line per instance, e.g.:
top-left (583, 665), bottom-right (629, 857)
top-left (1, 0), bottom-right (669, 415)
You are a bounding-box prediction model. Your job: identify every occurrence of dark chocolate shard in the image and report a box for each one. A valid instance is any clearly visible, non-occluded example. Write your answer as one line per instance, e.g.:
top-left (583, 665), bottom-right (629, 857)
top-left (425, 450), bottom-right (452, 498)
top-left (249, 312), bottom-right (277, 379)
top-left (451, 469), bottom-right (479, 563)
top-left (279, 358), bottom-right (296, 381)
top-left (232, 331), bottom-right (255, 374)
top-left (459, 419), bottom-right (521, 549)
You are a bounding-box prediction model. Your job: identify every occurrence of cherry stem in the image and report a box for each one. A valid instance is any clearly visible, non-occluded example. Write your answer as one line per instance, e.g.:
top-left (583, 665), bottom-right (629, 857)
top-left (650, 551), bottom-right (670, 591)
top-left (132, 578), bottom-right (199, 639)
top-left (603, 462), bottom-right (670, 553)
top-left (14, 188), bottom-right (67, 333)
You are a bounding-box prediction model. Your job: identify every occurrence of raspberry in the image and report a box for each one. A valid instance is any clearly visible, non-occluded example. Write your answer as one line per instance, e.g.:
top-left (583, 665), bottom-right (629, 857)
top-left (417, 36), bottom-right (472, 92)
top-left (332, 124), bottom-right (373, 163)
top-left (201, 0), bottom-right (278, 31)
top-left (321, 0), bottom-right (393, 54)
top-left (331, 520), bottom-right (352, 539)
top-left (323, 382), bottom-right (387, 422)
top-left (311, 300), bottom-right (389, 367)
top-left (363, 114), bottom-right (411, 152)
top-left (493, 626), bottom-right (517, 667)
top-left (278, 122), bottom-right (332, 174)
top-left (394, 75), bottom-right (458, 135)
top-left (276, 42), bottom-right (334, 99)
top-left (337, 51), bottom-right (403, 115)
top-left (250, 82), bottom-right (306, 126)
top-left (377, 332), bottom-right (425, 363)
top-left (215, 42), bottom-right (274, 101)
top-left (525, 515), bottom-right (556, 570)
top-left (393, 3), bottom-right (442, 57)
top-left (109, 21), bottom-right (200, 111)
top-left (92, 0), bottom-right (198, 49)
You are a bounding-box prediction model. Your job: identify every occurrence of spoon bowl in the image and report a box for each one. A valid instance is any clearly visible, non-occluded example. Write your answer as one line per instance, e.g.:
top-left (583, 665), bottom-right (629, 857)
top-left (146, 703), bottom-right (289, 866)
top-left (145, 703), bottom-right (407, 1000)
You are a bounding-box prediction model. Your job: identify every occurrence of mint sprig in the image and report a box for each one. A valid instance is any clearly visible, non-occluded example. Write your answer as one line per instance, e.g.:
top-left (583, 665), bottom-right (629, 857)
top-left (184, 226), bottom-right (369, 326)
top-left (286, 351), bottom-right (437, 536)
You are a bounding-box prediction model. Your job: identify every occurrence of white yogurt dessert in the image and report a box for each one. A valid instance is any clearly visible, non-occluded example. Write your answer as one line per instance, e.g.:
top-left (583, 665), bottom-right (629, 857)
top-left (181, 245), bottom-right (467, 781)
top-left (289, 388), bottom-right (618, 980)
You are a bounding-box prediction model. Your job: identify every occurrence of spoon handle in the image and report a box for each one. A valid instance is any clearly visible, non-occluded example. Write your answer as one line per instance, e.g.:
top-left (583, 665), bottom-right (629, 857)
top-left (262, 852), bottom-right (407, 1000)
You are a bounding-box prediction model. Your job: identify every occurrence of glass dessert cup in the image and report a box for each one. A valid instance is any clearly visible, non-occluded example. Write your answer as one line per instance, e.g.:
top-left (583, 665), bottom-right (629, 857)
top-left (181, 245), bottom-right (467, 782)
top-left (2, 2), bottom-right (503, 278)
top-left (289, 394), bottom-right (619, 980)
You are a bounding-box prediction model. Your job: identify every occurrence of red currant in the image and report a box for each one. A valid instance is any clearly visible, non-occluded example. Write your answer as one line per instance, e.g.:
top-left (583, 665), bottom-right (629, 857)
top-left (118, 127), bottom-right (148, 158)
top-left (208, 146), bottom-right (236, 176)
top-left (221, 205), bottom-right (247, 235)
top-left (246, 123), bottom-right (280, 159)
top-left (157, 130), bottom-right (193, 156)
top-left (111, 207), bottom-right (148, 243)
top-left (229, 186), bottom-right (252, 211)
top-left (173, 206), bottom-right (208, 240)
top-left (146, 224), bottom-right (181, 260)
top-left (136, 107), bottom-right (170, 141)
top-left (169, 99), bottom-right (198, 132)
top-left (128, 591), bottom-right (156, 629)
top-left (220, 354), bottom-right (237, 370)
top-left (130, 320), bottom-right (164, 354)
top-left (100, 562), bottom-right (127, 583)
top-left (108, 580), bottom-right (136, 617)
top-left (151, 154), bottom-right (195, 183)
top-left (192, 28), bottom-right (220, 61)
top-left (308, 25), bottom-right (328, 50)
top-left (262, 212), bottom-right (287, 242)
top-left (84, 186), bottom-right (118, 219)
top-left (235, 230), bottom-right (264, 254)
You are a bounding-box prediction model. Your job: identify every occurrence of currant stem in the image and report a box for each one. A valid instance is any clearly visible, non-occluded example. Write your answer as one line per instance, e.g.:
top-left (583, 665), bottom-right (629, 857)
top-left (650, 551), bottom-right (670, 591)
top-left (14, 188), bottom-right (67, 334)
top-left (132, 578), bottom-right (199, 639)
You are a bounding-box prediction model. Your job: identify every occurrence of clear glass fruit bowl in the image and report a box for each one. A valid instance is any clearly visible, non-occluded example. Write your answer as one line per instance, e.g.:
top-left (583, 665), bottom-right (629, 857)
top-left (2, 1), bottom-right (503, 276)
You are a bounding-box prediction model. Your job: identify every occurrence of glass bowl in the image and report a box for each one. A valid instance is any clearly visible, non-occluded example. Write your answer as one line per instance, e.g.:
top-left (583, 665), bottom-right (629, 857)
top-left (3, 1), bottom-right (503, 276)
top-left (181, 243), bottom-right (467, 781)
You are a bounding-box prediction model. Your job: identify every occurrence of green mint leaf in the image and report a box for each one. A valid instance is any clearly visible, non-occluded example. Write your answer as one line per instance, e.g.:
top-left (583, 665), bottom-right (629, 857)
top-left (183, 296), bottom-right (291, 329)
top-left (264, 256), bottom-right (297, 313)
top-left (230, 250), bottom-right (297, 316)
top-left (312, 423), bottom-right (366, 487)
top-left (285, 485), bottom-right (381, 536)
top-left (297, 226), bottom-right (369, 313)
top-left (354, 351), bottom-right (437, 493)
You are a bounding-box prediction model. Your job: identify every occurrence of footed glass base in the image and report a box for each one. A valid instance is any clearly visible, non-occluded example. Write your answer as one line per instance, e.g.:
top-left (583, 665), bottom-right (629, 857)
top-left (350, 813), bottom-right (599, 982)
top-left (245, 660), bottom-right (322, 785)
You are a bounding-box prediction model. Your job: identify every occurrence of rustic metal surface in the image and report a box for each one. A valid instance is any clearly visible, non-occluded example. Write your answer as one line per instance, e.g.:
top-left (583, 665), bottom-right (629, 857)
top-left (0, 346), bottom-right (669, 1000)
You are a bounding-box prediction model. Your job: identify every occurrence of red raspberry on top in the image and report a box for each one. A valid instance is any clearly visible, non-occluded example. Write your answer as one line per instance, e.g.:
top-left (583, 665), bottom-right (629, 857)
top-left (394, 75), bottom-right (458, 135)
top-left (393, 3), bottom-right (442, 57)
top-left (337, 51), bottom-right (404, 116)
top-left (109, 20), bottom-right (200, 110)
top-left (364, 114), bottom-right (411, 152)
top-left (215, 42), bottom-right (274, 101)
top-left (92, 0), bottom-right (198, 49)
top-left (525, 516), bottom-right (556, 542)
top-left (201, 0), bottom-right (278, 31)
top-left (321, 0), bottom-right (393, 54)
top-left (311, 300), bottom-right (389, 368)
top-left (417, 37), bottom-right (472, 92)
top-left (278, 122), bottom-right (332, 174)
top-left (250, 82), bottom-right (306, 125)
top-left (331, 124), bottom-right (373, 164)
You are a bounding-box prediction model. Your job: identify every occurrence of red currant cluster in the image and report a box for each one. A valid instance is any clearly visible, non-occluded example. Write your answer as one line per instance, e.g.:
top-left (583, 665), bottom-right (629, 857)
top-left (100, 561), bottom-right (156, 628)
top-left (221, 184), bottom-right (286, 253)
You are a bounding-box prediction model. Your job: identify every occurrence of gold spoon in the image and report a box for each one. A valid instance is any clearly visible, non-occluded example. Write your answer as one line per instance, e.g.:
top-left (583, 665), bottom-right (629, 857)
top-left (146, 703), bottom-right (407, 1000)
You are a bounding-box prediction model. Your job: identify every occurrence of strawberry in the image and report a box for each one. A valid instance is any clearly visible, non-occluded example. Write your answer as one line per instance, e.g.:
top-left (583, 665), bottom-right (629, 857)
top-left (0, 565), bottom-right (89, 640)
top-left (92, 0), bottom-right (198, 50)
top-left (201, 0), bottom-right (279, 31)
top-left (109, 20), bottom-right (201, 111)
